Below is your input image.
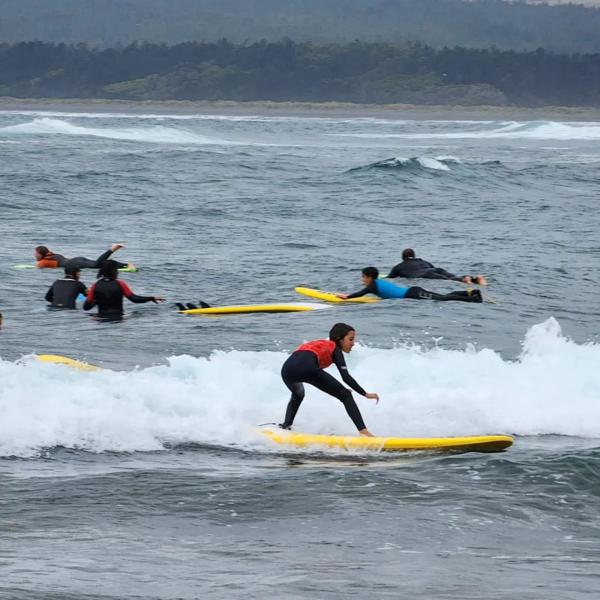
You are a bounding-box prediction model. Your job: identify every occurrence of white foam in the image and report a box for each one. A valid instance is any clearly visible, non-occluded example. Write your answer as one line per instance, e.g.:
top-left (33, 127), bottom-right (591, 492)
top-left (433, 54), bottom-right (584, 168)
top-left (1, 318), bottom-right (598, 457)
top-left (416, 157), bottom-right (451, 171)
top-left (337, 121), bottom-right (600, 140)
top-left (0, 117), bottom-right (235, 145)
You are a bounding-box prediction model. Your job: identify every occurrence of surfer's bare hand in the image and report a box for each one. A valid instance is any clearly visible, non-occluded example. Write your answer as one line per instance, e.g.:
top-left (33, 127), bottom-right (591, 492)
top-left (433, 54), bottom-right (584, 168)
top-left (365, 392), bottom-right (379, 404)
top-left (336, 293), bottom-right (349, 299)
top-left (359, 429), bottom-right (375, 437)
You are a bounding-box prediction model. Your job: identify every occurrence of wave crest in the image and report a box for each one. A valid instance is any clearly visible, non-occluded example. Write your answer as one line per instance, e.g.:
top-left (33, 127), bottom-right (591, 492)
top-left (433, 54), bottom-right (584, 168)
top-left (1, 319), bottom-right (599, 457)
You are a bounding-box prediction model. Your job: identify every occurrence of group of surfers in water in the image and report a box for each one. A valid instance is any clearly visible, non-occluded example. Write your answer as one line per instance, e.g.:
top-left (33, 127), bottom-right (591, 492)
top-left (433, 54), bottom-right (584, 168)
top-left (36, 242), bottom-right (488, 435)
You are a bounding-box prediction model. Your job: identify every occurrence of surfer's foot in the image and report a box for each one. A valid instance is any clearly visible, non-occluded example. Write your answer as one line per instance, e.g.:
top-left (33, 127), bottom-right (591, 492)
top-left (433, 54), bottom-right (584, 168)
top-left (110, 243), bottom-right (125, 252)
top-left (278, 424), bottom-right (291, 431)
top-left (474, 275), bottom-right (487, 286)
top-left (126, 262), bottom-right (136, 270)
top-left (359, 428), bottom-right (375, 437)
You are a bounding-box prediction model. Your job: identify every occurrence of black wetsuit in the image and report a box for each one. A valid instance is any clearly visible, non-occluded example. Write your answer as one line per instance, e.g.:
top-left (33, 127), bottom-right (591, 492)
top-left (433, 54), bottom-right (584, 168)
top-left (346, 280), bottom-right (482, 302)
top-left (83, 278), bottom-right (155, 316)
top-left (387, 258), bottom-right (464, 281)
top-left (45, 276), bottom-right (87, 309)
top-left (38, 248), bottom-right (127, 270)
top-left (281, 348), bottom-right (367, 431)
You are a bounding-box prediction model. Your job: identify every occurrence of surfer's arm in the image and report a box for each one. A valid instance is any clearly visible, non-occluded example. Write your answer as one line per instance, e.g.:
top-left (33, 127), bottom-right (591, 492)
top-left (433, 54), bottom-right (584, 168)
top-left (83, 283), bottom-right (96, 310)
top-left (341, 282), bottom-right (377, 300)
top-left (333, 348), bottom-right (367, 396)
top-left (386, 264), bottom-right (400, 278)
top-left (118, 281), bottom-right (163, 304)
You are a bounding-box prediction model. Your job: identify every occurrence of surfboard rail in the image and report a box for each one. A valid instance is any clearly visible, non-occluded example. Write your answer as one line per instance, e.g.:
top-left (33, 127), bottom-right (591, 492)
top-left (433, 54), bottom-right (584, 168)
top-left (179, 302), bottom-right (328, 315)
top-left (36, 354), bottom-right (102, 371)
top-left (295, 286), bottom-right (379, 304)
top-left (262, 429), bottom-right (513, 453)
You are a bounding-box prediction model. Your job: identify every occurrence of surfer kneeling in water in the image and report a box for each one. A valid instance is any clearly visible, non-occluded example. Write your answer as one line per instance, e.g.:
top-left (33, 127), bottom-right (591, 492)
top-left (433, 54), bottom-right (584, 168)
top-left (83, 260), bottom-right (164, 317)
top-left (279, 323), bottom-right (379, 437)
top-left (338, 267), bottom-right (483, 303)
top-left (387, 248), bottom-right (487, 285)
top-left (45, 262), bottom-right (88, 309)
top-left (35, 243), bottom-right (132, 270)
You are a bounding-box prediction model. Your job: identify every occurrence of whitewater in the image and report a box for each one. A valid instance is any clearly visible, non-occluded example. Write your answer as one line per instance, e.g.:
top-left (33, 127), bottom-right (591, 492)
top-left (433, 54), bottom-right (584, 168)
top-left (0, 109), bottom-right (599, 599)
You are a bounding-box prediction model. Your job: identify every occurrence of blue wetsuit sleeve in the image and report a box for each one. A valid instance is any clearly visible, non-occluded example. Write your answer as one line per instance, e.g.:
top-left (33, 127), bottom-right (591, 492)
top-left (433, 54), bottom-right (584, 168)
top-left (333, 347), bottom-right (367, 396)
top-left (345, 281), bottom-right (378, 299)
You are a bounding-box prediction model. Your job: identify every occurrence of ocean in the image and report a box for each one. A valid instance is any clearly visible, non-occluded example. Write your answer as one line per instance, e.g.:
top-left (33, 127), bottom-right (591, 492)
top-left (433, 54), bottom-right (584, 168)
top-left (0, 110), bottom-right (599, 599)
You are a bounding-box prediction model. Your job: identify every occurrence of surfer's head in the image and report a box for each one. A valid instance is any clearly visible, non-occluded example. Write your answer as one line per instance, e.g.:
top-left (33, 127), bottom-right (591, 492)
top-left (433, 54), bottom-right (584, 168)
top-left (35, 245), bottom-right (49, 260)
top-left (98, 259), bottom-right (119, 280)
top-left (402, 248), bottom-right (415, 260)
top-left (329, 322), bottom-right (356, 353)
top-left (64, 261), bottom-right (81, 280)
top-left (361, 266), bottom-right (379, 286)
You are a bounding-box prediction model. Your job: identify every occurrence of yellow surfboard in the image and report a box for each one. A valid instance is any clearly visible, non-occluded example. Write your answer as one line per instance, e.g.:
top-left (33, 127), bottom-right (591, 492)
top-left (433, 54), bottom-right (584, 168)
top-left (36, 354), bottom-right (102, 371)
top-left (262, 429), bottom-right (513, 453)
top-left (179, 302), bottom-right (328, 315)
top-left (295, 286), bottom-right (380, 304)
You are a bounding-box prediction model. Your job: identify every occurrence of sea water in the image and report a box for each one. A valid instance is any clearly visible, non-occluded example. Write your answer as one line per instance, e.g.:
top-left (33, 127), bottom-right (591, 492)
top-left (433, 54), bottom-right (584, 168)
top-left (0, 111), bottom-right (599, 599)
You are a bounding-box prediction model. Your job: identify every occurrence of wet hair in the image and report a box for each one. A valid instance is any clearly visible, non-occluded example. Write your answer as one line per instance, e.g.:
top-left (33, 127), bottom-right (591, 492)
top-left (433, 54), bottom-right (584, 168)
top-left (361, 266), bottom-right (379, 279)
top-left (98, 259), bottom-right (119, 280)
top-left (402, 248), bottom-right (415, 260)
top-left (64, 261), bottom-right (81, 277)
top-left (329, 323), bottom-right (355, 344)
top-left (35, 245), bottom-right (49, 257)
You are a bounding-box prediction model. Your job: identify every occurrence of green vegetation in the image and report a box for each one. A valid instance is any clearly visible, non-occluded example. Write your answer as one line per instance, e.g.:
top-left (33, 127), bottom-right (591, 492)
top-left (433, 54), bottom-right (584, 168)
top-left (1, 40), bottom-right (599, 107)
top-left (2, 0), bottom-right (600, 53)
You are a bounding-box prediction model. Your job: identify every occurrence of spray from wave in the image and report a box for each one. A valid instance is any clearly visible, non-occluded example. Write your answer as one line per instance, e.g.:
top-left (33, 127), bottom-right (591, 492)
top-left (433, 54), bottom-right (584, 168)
top-left (349, 156), bottom-right (462, 173)
top-left (0, 319), bottom-right (598, 458)
top-left (0, 117), bottom-right (235, 145)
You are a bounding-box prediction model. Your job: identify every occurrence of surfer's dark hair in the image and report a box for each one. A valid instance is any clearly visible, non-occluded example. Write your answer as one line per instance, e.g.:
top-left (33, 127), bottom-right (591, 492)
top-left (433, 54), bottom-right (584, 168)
top-left (98, 259), bottom-right (119, 280)
top-left (402, 248), bottom-right (415, 260)
top-left (362, 266), bottom-right (379, 279)
top-left (329, 323), bottom-right (355, 343)
top-left (35, 245), bottom-right (49, 257)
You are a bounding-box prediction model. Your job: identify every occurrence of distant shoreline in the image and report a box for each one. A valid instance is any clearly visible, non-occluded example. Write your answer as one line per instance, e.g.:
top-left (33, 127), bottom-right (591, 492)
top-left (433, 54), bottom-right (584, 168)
top-left (2, 97), bottom-right (600, 121)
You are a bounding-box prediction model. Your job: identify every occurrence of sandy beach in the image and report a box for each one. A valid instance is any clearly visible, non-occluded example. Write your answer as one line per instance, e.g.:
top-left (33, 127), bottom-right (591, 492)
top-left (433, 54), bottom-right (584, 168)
top-left (2, 96), bottom-right (600, 121)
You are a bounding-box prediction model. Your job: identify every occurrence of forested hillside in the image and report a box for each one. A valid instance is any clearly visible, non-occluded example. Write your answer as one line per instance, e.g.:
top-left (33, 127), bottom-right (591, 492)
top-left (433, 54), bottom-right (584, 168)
top-left (1, 0), bottom-right (600, 53)
top-left (2, 40), bottom-right (599, 107)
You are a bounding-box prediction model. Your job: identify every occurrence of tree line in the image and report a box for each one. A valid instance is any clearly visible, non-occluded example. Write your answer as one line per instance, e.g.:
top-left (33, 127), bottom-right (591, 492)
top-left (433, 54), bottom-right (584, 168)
top-left (1, 40), bottom-right (599, 107)
top-left (2, 0), bottom-right (600, 53)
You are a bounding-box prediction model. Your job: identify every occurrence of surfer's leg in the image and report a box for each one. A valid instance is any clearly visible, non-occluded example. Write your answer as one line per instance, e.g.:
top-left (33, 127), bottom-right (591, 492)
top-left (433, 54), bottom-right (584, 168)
top-left (94, 248), bottom-right (127, 269)
top-left (421, 268), bottom-right (460, 281)
top-left (281, 381), bottom-right (305, 429)
top-left (437, 289), bottom-right (483, 302)
top-left (306, 371), bottom-right (366, 431)
top-left (405, 286), bottom-right (482, 302)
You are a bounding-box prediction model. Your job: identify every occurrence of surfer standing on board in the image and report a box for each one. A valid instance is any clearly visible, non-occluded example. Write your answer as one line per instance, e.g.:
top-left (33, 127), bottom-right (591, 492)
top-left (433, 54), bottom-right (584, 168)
top-left (279, 323), bottom-right (379, 436)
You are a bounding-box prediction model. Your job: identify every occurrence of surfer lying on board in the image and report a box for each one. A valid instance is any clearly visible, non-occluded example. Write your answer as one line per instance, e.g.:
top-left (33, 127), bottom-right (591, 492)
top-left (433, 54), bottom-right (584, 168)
top-left (35, 243), bottom-right (131, 270)
top-left (45, 263), bottom-right (87, 309)
top-left (83, 260), bottom-right (164, 317)
top-left (387, 248), bottom-right (487, 285)
top-left (338, 267), bottom-right (483, 302)
top-left (279, 323), bottom-right (379, 437)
